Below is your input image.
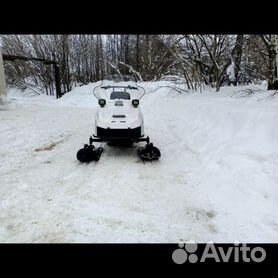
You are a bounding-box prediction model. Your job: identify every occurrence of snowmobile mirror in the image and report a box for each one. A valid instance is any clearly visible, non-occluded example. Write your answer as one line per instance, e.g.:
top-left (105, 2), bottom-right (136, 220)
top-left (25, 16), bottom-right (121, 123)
top-left (99, 99), bottom-right (106, 107)
top-left (132, 99), bottom-right (139, 107)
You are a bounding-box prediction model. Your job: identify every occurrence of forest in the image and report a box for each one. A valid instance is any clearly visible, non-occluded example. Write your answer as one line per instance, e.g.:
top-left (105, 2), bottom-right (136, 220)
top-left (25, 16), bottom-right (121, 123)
top-left (1, 34), bottom-right (278, 96)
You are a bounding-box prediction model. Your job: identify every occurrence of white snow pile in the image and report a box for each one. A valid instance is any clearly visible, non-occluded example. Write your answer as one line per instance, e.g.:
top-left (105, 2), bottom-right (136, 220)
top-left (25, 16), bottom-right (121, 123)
top-left (0, 82), bottom-right (277, 243)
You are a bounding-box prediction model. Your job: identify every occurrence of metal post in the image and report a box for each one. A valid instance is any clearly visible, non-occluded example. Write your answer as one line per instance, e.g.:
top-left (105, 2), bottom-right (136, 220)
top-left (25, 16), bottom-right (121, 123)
top-left (54, 63), bottom-right (62, 99)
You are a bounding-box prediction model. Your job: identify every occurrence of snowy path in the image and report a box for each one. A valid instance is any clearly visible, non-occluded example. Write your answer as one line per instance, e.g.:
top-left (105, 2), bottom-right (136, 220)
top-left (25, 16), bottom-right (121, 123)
top-left (0, 84), bottom-right (277, 242)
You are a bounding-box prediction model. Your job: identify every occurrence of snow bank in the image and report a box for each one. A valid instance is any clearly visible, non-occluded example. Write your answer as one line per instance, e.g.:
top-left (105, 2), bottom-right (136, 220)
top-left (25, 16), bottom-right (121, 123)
top-left (55, 82), bottom-right (101, 108)
top-left (1, 82), bottom-right (277, 243)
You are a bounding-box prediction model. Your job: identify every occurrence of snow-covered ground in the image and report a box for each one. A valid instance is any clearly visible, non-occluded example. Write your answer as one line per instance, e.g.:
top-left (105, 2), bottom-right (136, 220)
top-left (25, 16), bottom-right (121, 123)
top-left (0, 82), bottom-right (277, 243)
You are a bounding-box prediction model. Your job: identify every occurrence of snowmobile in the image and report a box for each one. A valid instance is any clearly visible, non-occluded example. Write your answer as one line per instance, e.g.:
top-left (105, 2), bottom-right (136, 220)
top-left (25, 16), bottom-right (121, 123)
top-left (76, 74), bottom-right (161, 163)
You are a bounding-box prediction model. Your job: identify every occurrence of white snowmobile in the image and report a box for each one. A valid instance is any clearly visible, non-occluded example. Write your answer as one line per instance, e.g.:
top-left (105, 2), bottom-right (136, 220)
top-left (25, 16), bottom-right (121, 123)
top-left (76, 74), bottom-right (161, 162)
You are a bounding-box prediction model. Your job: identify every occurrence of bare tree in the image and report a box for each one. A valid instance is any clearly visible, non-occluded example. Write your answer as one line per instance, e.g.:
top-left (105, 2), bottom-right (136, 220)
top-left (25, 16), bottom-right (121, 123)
top-left (0, 48), bottom-right (7, 103)
top-left (260, 35), bottom-right (278, 90)
top-left (231, 34), bottom-right (244, 85)
top-left (1, 34), bottom-right (277, 95)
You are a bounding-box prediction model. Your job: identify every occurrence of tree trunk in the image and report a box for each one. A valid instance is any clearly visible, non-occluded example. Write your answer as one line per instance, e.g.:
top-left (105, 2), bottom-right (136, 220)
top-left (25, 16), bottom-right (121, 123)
top-left (0, 50), bottom-right (7, 104)
top-left (95, 35), bottom-right (100, 81)
top-left (136, 35), bottom-right (140, 72)
top-left (215, 71), bottom-right (221, 92)
top-left (61, 35), bottom-right (71, 92)
top-left (268, 39), bottom-right (278, 90)
top-left (125, 35), bottom-right (129, 67)
top-left (232, 35), bottom-right (244, 85)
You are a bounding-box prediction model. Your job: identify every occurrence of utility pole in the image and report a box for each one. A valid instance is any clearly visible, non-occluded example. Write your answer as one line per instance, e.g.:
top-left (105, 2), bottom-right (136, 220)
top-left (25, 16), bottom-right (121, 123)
top-left (0, 49), bottom-right (7, 104)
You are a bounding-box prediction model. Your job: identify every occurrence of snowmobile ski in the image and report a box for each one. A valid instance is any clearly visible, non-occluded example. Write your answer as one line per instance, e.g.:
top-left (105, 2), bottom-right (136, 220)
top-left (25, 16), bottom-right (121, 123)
top-left (76, 144), bottom-right (103, 163)
top-left (137, 143), bottom-right (161, 161)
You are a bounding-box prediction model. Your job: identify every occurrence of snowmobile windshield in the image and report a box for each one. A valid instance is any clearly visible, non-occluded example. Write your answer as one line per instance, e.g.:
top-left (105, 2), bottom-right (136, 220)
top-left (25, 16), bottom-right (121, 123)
top-left (93, 74), bottom-right (145, 100)
top-left (110, 91), bottom-right (130, 100)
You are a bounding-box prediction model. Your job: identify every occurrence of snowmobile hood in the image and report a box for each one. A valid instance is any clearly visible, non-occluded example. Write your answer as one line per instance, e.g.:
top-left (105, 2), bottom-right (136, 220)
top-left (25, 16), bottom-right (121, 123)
top-left (96, 100), bottom-right (143, 129)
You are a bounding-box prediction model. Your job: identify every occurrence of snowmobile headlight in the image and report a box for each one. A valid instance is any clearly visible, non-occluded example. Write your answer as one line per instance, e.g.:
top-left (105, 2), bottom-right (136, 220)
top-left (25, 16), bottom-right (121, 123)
top-left (98, 99), bottom-right (106, 107)
top-left (132, 99), bottom-right (139, 107)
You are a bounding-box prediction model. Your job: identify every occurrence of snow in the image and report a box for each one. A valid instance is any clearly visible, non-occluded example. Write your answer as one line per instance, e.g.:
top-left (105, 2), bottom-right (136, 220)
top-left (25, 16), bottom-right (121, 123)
top-left (0, 82), bottom-right (277, 243)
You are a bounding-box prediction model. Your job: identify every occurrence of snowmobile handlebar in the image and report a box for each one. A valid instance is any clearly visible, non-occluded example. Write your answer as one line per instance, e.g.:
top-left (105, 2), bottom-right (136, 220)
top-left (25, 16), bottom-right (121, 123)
top-left (100, 85), bottom-right (138, 90)
top-left (93, 82), bottom-right (146, 100)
